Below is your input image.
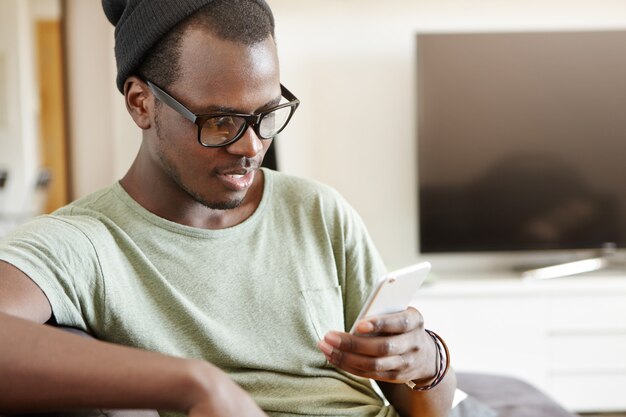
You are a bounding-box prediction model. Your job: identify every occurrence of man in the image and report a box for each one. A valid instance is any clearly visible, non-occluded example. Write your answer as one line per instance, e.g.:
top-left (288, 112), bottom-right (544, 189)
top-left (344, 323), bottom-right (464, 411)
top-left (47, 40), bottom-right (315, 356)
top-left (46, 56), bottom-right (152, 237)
top-left (0, 0), bottom-right (455, 416)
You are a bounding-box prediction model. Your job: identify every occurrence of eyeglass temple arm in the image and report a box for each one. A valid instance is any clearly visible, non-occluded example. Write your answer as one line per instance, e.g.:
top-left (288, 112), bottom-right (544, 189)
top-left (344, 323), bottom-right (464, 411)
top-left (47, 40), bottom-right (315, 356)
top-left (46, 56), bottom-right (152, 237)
top-left (149, 80), bottom-right (298, 120)
top-left (280, 84), bottom-right (300, 104)
top-left (147, 81), bottom-right (198, 123)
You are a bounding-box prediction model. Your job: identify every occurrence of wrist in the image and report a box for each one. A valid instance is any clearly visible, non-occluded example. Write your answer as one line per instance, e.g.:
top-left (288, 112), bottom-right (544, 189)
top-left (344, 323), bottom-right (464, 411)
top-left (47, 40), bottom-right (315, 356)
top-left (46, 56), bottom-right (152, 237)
top-left (406, 329), bottom-right (450, 391)
top-left (178, 358), bottom-right (262, 416)
top-left (178, 359), bottom-right (227, 412)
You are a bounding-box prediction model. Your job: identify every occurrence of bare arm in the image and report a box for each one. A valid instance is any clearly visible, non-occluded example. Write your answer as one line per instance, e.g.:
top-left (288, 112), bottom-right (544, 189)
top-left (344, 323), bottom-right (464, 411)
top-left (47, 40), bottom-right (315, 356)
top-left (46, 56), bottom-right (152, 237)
top-left (0, 260), bottom-right (52, 323)
top-left (378, 369), bottom-right (456, 417)
top-left (0, 261), bottom-right (266, 416)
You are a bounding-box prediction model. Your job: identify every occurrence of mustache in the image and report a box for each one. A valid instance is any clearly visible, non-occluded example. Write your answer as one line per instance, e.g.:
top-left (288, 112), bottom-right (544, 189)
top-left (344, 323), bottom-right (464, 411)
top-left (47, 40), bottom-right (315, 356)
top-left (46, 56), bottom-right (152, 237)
top-left (218, 158), bottom-right (262, 172)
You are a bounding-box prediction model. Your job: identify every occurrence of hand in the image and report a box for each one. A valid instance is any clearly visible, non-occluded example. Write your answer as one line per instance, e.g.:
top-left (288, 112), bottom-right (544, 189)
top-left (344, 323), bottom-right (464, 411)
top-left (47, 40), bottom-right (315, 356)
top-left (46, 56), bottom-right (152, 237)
top-left (188, 390), bottom-right (267, 417)
top-left (318, 307), bottom-right (437, 384)
top-left (185, 361), bottom-right (268, 417)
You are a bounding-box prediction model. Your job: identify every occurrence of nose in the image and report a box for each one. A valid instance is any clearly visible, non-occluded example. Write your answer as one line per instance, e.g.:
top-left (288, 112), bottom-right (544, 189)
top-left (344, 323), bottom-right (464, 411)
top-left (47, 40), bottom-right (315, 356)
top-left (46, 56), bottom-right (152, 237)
top-left (225, 126), bottom-right (264, 158)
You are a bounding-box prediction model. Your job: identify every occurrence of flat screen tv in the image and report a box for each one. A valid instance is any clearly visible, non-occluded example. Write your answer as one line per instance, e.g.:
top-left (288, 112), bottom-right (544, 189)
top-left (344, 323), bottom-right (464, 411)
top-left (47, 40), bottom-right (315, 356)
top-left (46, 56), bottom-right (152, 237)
top-left (417, 31), bottom-right (626, 253)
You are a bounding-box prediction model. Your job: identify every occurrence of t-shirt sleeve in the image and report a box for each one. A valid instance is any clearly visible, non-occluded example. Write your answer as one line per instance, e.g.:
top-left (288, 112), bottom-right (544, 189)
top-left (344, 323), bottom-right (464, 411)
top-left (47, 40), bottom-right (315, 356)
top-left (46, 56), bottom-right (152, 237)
top-left (0, 215), bottom-right (104, 330)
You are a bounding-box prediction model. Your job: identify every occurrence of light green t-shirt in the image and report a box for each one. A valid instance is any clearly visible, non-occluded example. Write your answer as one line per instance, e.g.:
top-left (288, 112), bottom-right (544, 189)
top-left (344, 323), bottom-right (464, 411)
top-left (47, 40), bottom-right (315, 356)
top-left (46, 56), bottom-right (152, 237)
top-left (0, 169), bottom-right (398, 417)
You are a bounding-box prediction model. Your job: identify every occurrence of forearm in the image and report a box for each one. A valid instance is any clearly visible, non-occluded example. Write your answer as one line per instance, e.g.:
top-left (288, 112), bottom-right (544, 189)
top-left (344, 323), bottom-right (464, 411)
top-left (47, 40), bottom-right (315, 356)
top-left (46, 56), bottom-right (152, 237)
top-left (379, 368), bottom-right (456, 417)
top-left (0, 313), bottom-right (218, 414)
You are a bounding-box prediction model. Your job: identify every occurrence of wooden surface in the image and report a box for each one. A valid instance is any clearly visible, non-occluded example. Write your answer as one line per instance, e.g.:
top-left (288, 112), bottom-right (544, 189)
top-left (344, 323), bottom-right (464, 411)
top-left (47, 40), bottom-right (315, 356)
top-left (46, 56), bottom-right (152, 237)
top-left (36, 19), bottom-right (69, 213)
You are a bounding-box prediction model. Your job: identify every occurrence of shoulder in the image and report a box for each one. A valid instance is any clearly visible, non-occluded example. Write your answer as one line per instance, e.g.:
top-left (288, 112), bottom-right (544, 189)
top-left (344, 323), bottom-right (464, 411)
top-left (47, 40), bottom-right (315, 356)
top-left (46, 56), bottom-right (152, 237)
top-left (265, 168), bottom-right (349, 210)
top-left (0, 212), bottom-right (103, 255)
top-left (50, 184), bottom-right (128, 231)
top-left (1, 185), bottom-right (123, 248)
top-left (0, 185), bottom-right (128, 278)
top-left (54, 184), bottom-right (119, 217)
top-left (263, 169), bottom-right (365, 232)
top-left (0, 213), bottom-right (102, 287)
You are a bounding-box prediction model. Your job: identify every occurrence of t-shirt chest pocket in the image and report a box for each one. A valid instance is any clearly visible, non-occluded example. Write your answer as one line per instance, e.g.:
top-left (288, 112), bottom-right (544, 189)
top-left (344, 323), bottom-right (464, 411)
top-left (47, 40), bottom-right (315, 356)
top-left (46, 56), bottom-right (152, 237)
top-left (301, 285), bottom-right (345, 340)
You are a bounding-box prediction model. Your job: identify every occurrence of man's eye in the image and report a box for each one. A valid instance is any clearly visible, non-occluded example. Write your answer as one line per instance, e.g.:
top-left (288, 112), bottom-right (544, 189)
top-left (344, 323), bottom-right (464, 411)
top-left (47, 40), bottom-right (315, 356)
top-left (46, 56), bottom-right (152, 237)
top-left (209, 116), bottom-right (234, 127)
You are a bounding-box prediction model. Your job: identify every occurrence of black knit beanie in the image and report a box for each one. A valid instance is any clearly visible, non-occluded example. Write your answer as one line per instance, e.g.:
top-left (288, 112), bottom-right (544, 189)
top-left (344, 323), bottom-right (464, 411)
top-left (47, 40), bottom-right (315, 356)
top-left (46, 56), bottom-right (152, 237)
top-left (101, 0), bottom-right (275, 93)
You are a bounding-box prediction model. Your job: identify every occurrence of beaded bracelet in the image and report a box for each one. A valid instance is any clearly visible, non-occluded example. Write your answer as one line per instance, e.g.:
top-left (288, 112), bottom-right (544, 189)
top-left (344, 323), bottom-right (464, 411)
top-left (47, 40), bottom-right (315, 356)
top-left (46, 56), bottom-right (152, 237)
top-left (405, 329), bottom-right (451, 391)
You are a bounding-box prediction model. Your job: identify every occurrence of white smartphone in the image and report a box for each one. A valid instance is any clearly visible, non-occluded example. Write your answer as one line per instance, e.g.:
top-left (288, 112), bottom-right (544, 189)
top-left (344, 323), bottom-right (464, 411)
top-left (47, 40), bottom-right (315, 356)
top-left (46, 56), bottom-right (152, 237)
top-left (349, 261), bottom-right (431, 333)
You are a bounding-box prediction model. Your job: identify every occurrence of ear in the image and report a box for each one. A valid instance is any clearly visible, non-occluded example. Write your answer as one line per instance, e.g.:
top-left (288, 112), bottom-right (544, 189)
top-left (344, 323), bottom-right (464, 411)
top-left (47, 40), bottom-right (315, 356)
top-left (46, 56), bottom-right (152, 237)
top-left (124, 76), bottom-right (153, 130)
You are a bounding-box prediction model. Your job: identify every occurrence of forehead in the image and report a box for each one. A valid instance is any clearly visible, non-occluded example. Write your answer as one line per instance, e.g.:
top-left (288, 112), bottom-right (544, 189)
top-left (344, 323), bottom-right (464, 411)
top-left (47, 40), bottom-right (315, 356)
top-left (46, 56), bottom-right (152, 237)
top-left (171, 28), bottom-right (280, 110)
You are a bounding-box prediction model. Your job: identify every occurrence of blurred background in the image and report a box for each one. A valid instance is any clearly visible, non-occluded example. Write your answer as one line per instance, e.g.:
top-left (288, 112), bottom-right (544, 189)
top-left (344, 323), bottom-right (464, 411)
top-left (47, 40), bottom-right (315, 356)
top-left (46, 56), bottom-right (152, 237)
top-left (4, 0), bottom-right (626, 269)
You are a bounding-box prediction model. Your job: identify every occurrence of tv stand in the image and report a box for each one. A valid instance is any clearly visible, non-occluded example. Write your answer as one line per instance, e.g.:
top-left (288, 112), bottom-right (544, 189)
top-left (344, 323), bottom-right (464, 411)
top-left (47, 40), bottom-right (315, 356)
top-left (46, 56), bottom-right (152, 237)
top-left (521, 243), bottom-right (625, 280)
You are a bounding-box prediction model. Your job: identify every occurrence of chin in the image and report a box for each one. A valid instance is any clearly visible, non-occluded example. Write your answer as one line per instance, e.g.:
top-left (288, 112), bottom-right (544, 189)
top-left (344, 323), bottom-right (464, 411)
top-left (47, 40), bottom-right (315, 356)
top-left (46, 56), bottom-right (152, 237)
top-left (196, 189), bottom-right (246, 211)
top-left (205, 199), bottom-right (243, 211)
top-left (181, 181), bottom-right (245, 211)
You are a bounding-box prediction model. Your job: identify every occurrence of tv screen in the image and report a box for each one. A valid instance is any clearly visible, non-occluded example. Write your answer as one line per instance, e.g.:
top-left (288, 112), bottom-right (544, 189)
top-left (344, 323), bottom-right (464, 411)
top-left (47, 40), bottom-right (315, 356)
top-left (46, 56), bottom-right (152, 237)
top-left (417, 31), bottom-right (626, 253)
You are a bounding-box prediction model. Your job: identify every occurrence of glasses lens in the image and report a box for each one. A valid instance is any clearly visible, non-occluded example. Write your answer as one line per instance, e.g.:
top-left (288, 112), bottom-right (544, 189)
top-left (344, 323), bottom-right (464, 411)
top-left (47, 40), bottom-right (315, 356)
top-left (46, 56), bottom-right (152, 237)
top-left (259, 106), bottom-right (294, 139)
top-left (200, 116), bottom-right (247, 146)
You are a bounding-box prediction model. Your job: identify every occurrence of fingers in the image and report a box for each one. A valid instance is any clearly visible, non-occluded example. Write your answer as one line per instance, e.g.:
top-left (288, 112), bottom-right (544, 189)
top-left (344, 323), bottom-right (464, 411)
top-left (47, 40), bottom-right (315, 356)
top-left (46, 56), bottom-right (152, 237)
top-left (322, 330), bottom-right (418, 358)
top-left (319, 333), bottom-right (424, 382)
top-left (321, 347), bottom-right (417, 382)
top-left (317, 308), bottom-right (435, 383)
top-left (354, 307), bottom-right (424, 335)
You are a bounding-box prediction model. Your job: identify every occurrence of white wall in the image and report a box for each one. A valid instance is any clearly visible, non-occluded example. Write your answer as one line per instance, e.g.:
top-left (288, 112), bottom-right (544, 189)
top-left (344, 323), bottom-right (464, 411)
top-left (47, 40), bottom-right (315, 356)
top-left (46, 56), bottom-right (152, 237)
top-left (64, 0), bottom-right (626, 270)
top-left (30, 0), bottom-right (61, 19)
top-left (64, 0), bottom-right (140, 199)
top-left (0, 0), bottom-right (40, 218)
top-left (266, 0), bottom-right (626, 270)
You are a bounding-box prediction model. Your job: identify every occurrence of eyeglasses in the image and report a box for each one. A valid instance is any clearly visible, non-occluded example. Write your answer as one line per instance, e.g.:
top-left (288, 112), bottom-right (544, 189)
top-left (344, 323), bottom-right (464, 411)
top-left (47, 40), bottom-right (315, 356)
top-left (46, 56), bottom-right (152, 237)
top-left (146, 80), bottom-right (300, 148)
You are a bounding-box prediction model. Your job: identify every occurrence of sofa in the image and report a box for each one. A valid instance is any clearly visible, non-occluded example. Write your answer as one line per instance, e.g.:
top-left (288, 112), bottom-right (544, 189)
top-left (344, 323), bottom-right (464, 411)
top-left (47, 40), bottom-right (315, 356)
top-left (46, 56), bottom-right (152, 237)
top-left (453, 372), bottom-right (579, 417)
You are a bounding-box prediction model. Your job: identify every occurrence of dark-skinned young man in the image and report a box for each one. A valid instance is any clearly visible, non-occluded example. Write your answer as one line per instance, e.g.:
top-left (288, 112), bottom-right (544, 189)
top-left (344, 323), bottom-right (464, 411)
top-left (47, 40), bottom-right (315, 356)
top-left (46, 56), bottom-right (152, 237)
top-left (0, 1), bottom-right (456, 416)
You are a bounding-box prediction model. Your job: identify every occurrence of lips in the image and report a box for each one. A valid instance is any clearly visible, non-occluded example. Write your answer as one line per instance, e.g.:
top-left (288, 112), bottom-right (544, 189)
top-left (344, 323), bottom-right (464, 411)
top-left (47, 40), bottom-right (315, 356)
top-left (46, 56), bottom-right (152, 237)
top-left (217, 168), bottom-right (256, 191)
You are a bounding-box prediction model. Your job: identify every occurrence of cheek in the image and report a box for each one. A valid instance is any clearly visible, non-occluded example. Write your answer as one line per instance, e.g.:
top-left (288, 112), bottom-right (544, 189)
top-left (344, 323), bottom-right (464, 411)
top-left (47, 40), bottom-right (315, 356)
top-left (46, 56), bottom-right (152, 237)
top-left (261, 139), bottom-right (274, 158)
top-left (154, 118), bottom-right (204, 173)
top-left (155, 112), bottom-right (198, 157)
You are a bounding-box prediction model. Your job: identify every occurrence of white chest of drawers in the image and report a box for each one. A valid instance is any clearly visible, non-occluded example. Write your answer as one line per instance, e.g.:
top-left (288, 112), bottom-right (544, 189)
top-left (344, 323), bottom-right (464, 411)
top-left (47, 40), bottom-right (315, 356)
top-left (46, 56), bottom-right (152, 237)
top-left (414, 272), bottom-right (626, 413)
